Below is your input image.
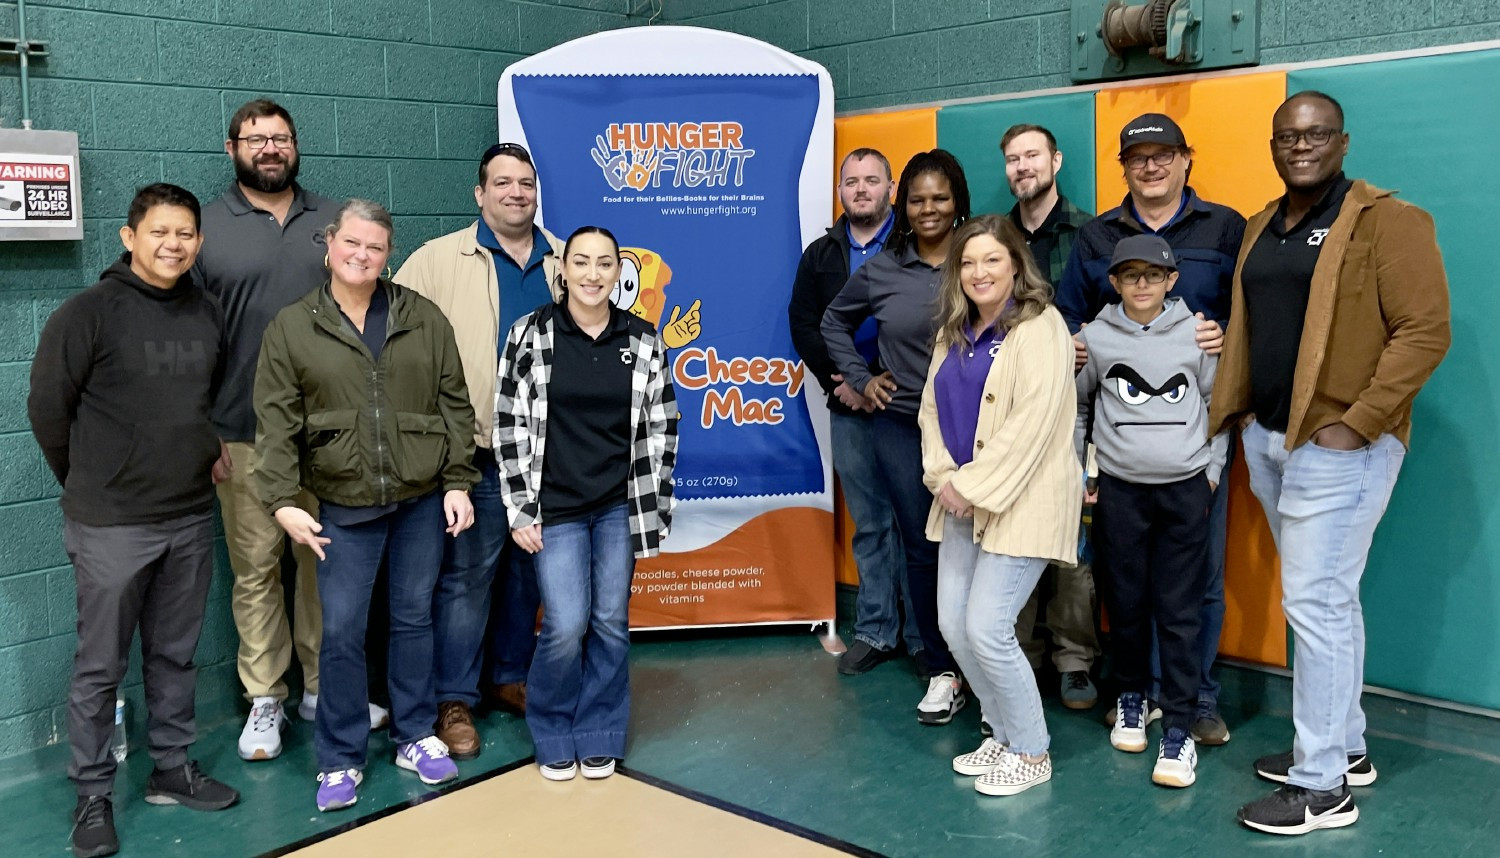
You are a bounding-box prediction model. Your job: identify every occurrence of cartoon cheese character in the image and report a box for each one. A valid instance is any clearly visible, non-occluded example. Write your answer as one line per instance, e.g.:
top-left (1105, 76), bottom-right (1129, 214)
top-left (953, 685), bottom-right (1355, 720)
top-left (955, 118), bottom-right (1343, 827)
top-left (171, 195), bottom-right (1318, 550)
top-left (614, 247), bottom-right (701, 348)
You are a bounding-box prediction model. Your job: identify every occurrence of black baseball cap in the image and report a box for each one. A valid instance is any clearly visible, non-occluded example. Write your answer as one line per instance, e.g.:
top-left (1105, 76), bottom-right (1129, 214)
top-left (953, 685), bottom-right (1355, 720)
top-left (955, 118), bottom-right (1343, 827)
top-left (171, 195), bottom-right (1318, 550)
top-left (1109, 234), bottom-right (1178, 272)
top-left (1118, 113), bottom-right (1187, 155)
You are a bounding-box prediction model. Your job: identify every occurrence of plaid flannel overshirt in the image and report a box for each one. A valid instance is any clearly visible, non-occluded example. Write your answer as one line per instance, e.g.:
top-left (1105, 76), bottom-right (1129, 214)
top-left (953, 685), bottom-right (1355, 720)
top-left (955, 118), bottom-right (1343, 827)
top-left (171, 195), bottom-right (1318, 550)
top-left (493, 303), bottom-right (679, 558)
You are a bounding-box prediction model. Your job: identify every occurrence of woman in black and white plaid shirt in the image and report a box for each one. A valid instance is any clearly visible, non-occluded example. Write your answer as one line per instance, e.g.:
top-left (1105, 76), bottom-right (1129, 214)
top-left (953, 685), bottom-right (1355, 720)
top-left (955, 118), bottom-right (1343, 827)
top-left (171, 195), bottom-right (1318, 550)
top-left (494, 225), bottom-right (678, 783)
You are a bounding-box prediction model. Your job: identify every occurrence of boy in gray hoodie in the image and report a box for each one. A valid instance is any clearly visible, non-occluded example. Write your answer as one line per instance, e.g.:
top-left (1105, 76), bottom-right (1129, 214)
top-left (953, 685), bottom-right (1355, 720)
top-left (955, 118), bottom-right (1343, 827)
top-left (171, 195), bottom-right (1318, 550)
top-left (1075, 234), bottom-right (1227, 790)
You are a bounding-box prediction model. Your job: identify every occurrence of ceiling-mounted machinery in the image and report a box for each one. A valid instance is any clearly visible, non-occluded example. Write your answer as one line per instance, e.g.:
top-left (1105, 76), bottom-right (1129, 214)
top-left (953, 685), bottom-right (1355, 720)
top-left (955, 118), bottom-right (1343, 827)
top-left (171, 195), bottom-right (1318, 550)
top-left (1071, 0), bottom-right (1259, 82)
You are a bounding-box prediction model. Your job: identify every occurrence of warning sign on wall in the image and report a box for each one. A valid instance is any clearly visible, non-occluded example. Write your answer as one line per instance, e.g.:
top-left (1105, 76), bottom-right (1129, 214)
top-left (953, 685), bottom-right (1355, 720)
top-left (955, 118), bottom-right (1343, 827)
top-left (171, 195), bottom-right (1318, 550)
top-left (0, 154), bottom-right (79, 229)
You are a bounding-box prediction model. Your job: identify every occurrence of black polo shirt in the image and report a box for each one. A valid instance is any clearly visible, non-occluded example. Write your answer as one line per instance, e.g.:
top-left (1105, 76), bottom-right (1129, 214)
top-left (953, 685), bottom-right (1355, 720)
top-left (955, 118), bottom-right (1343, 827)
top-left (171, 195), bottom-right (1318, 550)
top-left (1010, 196), bottom-right (1068, 282)
top-left (194, 183), bottom-right (338, 441)
top-left (539, 302), bottom-right (634, 525)
top-left (1240, 174), bottom-right (1352, 433)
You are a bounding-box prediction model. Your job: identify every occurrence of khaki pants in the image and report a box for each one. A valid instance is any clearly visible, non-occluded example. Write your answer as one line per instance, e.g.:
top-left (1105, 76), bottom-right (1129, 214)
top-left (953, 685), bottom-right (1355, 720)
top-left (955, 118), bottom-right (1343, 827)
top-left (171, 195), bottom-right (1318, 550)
top-left (1017, 561), bottom-right (1099, 674)
top-left (217, 441), bottom-right (322, 701)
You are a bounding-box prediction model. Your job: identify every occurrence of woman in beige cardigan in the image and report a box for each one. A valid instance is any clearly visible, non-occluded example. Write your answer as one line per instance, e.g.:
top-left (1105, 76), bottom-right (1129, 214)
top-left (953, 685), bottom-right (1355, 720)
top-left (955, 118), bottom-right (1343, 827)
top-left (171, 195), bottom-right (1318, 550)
top-left (919, 215), bottom-right (1082, 797)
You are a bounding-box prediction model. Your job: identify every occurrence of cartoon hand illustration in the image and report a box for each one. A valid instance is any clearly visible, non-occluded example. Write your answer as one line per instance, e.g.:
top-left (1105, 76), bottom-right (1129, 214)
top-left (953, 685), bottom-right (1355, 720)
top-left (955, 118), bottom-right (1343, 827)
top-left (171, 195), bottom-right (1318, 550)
top-left (592, 135), bottom-right (630, 192)
top-left (662, 299), bottom-right (702, 349)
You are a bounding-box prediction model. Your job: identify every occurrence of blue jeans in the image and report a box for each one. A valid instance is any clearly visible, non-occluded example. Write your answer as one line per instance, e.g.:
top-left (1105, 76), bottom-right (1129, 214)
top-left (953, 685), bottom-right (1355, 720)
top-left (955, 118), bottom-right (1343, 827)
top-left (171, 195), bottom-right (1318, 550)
top-left (830, 411), bottom-right (917, 652)
top-left (1241, 420), bottom-right (1405, 791)
top-left (871, 412), bottom-right (954, 675)
top-left (315, 492), bottom-right (444, 771)
top-left (527, 502), bottom-right (634, 764)
top-left (937, 514), bottom-right (1049, 755)
top-left (433, 454), bottom-right (503, 706)
top-left (431, 454), bottom-right (540, 698)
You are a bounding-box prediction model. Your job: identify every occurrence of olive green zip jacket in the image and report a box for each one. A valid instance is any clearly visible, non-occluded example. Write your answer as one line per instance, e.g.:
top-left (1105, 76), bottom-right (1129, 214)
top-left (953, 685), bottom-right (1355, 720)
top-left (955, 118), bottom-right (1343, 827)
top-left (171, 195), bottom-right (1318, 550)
top-left (253, 280), bottom-right (478, 513)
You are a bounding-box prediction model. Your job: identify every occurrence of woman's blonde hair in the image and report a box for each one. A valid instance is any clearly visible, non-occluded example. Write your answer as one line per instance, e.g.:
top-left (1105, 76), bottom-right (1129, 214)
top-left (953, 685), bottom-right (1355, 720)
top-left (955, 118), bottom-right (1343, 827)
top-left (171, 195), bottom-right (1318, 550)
top-left (933, 214), bottom-right (1053, 350)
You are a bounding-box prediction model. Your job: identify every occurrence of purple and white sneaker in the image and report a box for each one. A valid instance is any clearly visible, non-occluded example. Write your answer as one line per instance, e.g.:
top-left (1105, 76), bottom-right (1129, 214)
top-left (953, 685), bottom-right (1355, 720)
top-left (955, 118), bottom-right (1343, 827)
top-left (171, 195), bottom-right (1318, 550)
top-left (316, 768), bottom-right (362, 812)
top-left (395, 736), bottom-right (459, 785)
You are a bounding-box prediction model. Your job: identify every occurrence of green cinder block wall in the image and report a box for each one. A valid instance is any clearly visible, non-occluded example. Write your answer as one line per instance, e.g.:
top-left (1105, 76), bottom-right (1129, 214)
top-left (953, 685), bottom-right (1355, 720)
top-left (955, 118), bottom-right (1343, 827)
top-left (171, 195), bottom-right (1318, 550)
top-left (2, 0), bottom-right (1499, 758)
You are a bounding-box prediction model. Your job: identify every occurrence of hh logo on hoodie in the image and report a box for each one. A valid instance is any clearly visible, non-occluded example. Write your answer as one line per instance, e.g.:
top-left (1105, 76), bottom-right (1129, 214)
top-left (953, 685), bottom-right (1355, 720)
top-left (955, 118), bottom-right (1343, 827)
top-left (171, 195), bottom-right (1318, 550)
top-left (144, 340), bottom-right (209, 377)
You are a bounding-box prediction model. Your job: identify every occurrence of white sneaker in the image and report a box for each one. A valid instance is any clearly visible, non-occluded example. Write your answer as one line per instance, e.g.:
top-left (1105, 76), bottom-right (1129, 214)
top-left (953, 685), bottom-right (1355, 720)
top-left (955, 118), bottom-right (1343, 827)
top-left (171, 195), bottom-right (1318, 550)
top-left (368, 703), bottom-right (390, 731)
top-left (953, 737), bottom-right (1008, 776)
top-left (1110, 693), bottom-right (1149, 753)
top-left (975, 750), bottom-right (1051, 796)
top-left (917, 672), bottom-right (966, 725)
top-left (1151, 728), bottom-right (1197, 788)
top-left (238, 697), bottom-right (287, 761)
top-left (297, 693), bottom-right (391, 731)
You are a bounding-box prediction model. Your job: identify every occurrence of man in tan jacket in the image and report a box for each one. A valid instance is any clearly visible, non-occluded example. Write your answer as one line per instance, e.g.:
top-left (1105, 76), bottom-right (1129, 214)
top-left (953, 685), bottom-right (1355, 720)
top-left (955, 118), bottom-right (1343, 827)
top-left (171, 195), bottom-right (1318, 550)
top-left (1210, 92), bottom-right (1450, 836)
top-left (394, 143), bottom-right (562, 758)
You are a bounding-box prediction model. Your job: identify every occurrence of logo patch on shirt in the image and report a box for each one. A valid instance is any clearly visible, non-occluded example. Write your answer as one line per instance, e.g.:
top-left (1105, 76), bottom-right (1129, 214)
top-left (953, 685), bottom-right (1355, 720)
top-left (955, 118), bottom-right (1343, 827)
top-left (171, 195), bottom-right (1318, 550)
top-left (619, 347), bottom-right (633, 364)
top-left (1308, 228), bottom-right (1330, 247)
top-left (989, 342), bottom-right (1003, 357)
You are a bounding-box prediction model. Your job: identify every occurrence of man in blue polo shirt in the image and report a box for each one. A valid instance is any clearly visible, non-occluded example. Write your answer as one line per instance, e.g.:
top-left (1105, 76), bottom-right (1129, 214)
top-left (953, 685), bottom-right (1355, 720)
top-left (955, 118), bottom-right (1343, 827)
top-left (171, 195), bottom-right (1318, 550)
top-left (788, 147), bottom-right (916, 676)
top-left (1056, 113), bottom-right (1245, 746)
top-left (395, 143), bottom-right (563, 758)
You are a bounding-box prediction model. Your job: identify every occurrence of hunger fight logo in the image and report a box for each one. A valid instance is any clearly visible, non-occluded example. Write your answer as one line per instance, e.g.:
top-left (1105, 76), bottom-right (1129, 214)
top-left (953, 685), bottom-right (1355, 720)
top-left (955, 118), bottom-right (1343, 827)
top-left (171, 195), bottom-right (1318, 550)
top-left (592, 121), bottom-right (756, 192)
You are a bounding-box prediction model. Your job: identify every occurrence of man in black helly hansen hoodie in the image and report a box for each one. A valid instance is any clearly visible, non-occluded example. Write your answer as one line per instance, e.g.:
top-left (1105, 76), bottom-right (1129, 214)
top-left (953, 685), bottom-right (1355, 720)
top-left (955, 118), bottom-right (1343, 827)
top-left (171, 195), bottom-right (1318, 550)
top-left (28, 184), bottom-right (239, 858)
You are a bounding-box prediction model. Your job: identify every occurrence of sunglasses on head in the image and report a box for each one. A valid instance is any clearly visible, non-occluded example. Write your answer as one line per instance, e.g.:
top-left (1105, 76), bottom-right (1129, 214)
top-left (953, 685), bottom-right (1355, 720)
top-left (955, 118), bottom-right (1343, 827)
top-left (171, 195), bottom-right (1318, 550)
top-left (483, 142), bottom-right (531, 161)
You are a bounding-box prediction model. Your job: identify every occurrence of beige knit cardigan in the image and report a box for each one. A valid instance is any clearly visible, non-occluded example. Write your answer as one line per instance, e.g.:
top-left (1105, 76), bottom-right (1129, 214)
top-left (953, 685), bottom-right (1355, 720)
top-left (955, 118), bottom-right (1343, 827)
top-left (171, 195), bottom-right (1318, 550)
top-left (918, 304), bottom-right (1082, 564)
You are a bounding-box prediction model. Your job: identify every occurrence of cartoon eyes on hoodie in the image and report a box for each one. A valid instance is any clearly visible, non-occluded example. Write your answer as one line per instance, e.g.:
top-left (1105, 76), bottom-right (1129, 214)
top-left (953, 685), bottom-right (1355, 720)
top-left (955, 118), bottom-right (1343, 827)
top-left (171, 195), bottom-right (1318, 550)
top-left (1106, 364), bottom-right (1188, 407)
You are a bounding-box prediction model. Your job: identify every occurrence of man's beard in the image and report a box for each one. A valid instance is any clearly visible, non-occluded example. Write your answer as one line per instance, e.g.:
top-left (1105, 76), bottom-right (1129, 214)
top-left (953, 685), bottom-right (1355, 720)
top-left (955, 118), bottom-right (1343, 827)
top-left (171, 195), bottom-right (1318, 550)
top-left (846, 201), bottom-right (890, 228)
top-left (1011, 171), bottom-right (1054, 204)
top-left (235, 152), bottom-right (299, 194)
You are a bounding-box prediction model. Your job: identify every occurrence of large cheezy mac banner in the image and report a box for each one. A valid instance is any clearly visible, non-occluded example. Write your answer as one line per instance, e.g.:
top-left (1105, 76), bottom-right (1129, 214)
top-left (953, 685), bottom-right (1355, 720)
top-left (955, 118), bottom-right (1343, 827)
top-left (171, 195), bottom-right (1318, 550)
top-left (498, 27), bottom-right (837, 629)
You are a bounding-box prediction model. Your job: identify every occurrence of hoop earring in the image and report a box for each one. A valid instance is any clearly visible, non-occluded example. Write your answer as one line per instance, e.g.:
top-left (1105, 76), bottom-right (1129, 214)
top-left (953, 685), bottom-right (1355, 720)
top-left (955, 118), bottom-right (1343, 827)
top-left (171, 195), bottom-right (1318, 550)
top-left (323, 253), bottom-right (329, 270)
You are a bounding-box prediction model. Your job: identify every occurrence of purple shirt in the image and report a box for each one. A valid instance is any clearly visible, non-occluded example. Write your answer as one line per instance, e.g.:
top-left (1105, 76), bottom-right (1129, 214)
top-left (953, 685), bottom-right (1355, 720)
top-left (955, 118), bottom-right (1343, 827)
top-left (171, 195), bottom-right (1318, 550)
top-left (934, 322), bottom-right (1006, 466)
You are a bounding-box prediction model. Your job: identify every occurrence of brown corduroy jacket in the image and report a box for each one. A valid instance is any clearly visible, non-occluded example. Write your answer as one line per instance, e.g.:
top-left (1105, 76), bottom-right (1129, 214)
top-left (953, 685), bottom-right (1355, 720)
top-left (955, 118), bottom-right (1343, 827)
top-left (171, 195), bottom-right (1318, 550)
top-left (1209, 180), bottom-right (1450, 449)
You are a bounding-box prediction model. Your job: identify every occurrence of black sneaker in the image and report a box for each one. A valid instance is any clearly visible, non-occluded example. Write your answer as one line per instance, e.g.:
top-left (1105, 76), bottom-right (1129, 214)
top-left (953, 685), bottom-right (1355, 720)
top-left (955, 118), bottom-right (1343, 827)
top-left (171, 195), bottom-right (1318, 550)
top-left (1237, 784), bottom-right (1358, 835)
top-left (144, 761), bottom-right (240, 811)
top-left (1254, 749), bottom-right (1377, 787)
top-left (71, 795), bottom-right (118, 858)
top-left (837, 641), bottom-right (889, 675)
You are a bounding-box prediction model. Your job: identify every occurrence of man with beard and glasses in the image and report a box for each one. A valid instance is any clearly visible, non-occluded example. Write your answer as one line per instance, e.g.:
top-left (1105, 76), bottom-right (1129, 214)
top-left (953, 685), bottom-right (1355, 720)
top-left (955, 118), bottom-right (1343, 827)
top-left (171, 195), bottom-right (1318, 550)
top-left (998, 124), bottom-right (1101, 713)
top-left (788, 147), bottom-right (915, 676)
top-left (195, 99), bottom-right (387, 765)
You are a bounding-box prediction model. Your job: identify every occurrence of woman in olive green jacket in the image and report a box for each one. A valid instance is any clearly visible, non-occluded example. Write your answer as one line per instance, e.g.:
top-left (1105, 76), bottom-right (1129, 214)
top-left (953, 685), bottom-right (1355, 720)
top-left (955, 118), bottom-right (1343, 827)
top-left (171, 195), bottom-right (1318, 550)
top-left (253, 199), bottom-right (479, 813)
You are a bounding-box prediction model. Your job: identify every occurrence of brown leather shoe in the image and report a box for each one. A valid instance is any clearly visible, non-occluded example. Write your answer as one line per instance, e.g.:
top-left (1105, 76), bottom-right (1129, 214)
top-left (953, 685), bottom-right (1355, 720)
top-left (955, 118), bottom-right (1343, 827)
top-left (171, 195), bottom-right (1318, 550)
top-left (436, 701), bottom-right (481, 760)
top-left (482, 681), bottom-right (527, 717)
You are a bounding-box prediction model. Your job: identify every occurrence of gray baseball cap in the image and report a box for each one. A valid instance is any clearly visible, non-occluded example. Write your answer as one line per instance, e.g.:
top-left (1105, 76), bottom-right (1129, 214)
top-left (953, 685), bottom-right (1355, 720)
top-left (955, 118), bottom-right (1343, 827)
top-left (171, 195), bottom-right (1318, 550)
top-left (1109, 234), bottom-right (1178, 272)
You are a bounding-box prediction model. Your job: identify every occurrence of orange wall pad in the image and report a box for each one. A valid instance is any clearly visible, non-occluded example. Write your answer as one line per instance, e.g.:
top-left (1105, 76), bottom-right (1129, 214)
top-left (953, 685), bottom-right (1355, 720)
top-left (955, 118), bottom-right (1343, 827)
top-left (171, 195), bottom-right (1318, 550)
top-left (1093, 73), bottom-right (1287, 217)
top-left (1220, 451), bottom-right (1287, 666)
top-left (631, 507), bottom-right (837, 628)
top-left (832, 108), bottom-right (937, 219)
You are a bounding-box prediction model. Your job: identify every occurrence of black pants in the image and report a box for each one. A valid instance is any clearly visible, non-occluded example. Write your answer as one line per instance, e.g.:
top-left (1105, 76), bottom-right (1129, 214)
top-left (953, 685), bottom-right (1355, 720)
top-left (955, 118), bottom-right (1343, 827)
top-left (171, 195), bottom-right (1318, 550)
top-left (1093, 473), bottom-right (1211, 732)
top-left (63, 511), bottom-right (215, 796)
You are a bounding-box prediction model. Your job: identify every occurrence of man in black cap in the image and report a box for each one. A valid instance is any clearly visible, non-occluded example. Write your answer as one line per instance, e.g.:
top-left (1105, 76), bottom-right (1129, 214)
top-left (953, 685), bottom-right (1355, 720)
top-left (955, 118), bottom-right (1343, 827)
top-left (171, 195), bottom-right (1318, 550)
top-left (1056, 112), bottom-right (1245, 747)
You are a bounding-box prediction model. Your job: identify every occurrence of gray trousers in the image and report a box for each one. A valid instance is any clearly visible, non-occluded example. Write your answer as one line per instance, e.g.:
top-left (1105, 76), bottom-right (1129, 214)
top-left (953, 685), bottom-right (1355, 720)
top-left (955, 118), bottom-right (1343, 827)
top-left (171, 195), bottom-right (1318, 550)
top-left (63, 511), bottom-right (215, 796)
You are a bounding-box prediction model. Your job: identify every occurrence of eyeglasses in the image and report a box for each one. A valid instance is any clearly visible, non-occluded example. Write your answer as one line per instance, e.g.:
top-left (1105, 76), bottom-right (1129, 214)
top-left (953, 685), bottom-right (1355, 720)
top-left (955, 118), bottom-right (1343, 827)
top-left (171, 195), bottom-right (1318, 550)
top-left (235, 134), bottom-right (296, 150)
top-left (1271, 127), bottom-right (1343, 149)
top-left (1117, 269), bottom-right (1170, 286)
top-left (1121, 150), bottom-right (1178, 171)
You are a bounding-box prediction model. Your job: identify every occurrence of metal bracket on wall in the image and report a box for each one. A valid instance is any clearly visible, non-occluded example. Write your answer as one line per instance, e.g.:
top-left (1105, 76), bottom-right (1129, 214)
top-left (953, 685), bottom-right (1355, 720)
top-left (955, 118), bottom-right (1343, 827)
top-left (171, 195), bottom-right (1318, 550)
top-left (1072, 0), bottom-right (1257, 82)
top-left (0, 38), bottom-right (50, 60)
